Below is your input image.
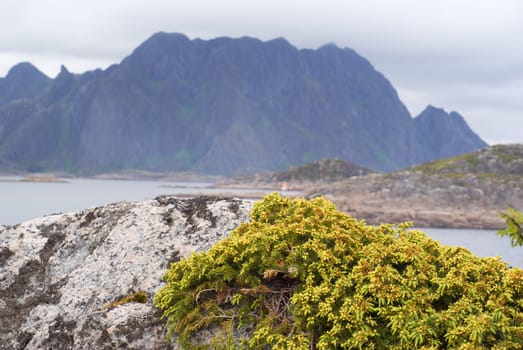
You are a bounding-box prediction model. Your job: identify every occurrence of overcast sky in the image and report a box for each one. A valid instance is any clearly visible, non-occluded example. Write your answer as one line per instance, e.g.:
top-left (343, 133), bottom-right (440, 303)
top-left (1, 0), bottom-right (522, 144)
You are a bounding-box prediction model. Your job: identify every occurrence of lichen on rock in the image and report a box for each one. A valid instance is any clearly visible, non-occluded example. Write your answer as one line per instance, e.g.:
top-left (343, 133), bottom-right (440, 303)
top-left (0, 196), bottom-right (252, 350)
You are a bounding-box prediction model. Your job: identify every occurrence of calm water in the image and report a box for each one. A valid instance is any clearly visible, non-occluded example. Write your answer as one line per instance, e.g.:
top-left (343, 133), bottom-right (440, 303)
top-left (0, 176), bottom-right (269, 226)
top-left (418, 227), bottom-right (523, 268)
top-left (1, 176), bottom-right (522, 268)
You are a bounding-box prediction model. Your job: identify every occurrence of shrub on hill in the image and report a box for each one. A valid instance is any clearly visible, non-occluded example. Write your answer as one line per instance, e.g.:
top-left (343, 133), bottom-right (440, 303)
top-left (155, 193), bottom-right (523, 349)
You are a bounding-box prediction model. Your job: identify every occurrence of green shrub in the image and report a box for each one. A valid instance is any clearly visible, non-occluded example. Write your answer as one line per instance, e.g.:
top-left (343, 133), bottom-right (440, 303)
top-left (155, 193), bottom-right (523, 349)
top-left (498, 208), bottom-right (523, 247)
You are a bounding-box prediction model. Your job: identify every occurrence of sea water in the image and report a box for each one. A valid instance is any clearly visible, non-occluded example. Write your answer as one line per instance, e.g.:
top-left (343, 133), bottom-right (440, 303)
top-left (0, 177), bottom-right (265, 226)
top-left (1, 176), bottom-right (522, 268)
top-left (419, 227), bottom-right (523, 268)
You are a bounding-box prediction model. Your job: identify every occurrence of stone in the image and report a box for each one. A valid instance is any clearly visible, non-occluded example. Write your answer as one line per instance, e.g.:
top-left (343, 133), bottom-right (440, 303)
top-left (0, 196), bottom-right (253, 349)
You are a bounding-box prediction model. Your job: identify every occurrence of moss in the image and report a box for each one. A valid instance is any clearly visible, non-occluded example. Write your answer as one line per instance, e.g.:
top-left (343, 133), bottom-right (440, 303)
top-left (103, 291), bottom-right (148, 310)
top-left (155, 194), bottom-right (523, 349)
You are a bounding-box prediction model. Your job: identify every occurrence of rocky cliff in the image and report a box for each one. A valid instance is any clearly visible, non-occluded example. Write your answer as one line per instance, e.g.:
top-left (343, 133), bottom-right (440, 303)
top-left (0, 32), bottom-right (486, 175)
top-left (0, 196), bottom-right (253, 349)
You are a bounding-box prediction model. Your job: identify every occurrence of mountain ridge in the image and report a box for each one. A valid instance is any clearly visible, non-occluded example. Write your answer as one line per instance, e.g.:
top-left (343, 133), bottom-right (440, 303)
top-left (0, 32), bottom-right (487, 175)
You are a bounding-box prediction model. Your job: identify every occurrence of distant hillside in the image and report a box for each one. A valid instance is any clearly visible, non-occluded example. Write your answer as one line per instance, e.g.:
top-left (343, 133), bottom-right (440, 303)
top-left (0, 32), bottom-right (486, 175)
top-left (411, 144), bottom-right (523, 176)
top-left (309, 144), bottom-right (523, 229)
top-left (222, 158), bottom-right (374, 189)
top-left (268, 158), bottom-right (374, 182)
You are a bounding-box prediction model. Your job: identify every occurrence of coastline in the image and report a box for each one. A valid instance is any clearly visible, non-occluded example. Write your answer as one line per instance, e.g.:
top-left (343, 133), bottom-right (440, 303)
top-left (216, 181), bottom-right (509, 230)
top-left (0, 171), bottom-right (510, 230)
top-left (181, 186), bottom-right (506, 229)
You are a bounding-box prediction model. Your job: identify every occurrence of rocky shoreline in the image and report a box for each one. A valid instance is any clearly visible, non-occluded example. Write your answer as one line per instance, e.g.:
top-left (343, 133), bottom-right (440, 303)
top-left (214, 184), bottom-right (506, 229)
top-left (316, 145), bottom-right (523, 229)
top-left (214, 178), bottom-right (511, 229)
top-left (222, 145), bottom-right (523, 229)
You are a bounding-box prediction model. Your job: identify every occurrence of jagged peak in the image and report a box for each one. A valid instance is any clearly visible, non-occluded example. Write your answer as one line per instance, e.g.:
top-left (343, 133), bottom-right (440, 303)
top-left (5, 62), bottom-right (48, 81)
top-left (266, 37), bottom-right (291, 46)
top-left (416, 106), bottom-right (468, 124)
top-left (124, 32), bottom-right (192, 64)
top-left (148, 31), bottom-right (190, 43)
top-left (312, 42), bottom-right (372, 67)
top-left (137, 32), bottom-right (190, 50)
top-left (318, 42), bottom-right (340, 50)
top-left (419, 105), bottom-right (446, 115)
top-left (0, 62), bottom-right (50, 104)
top-left (54, 64), bottom-right (74, 79)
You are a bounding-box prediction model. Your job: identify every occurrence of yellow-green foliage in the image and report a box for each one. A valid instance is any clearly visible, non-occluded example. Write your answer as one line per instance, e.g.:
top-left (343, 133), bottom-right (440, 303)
top-left (155, 193), bottom-right (523, 349)
top-left (499, 208), bottom-right (523, 247)
top-left (103, 291), bottom-right (148, 310)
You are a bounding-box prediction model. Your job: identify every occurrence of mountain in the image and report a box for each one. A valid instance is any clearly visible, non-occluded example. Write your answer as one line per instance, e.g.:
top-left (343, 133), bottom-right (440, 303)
top-left (0, 62), bottom-right (50, 105)
top-left (0, 32), bottom-right (487, 175)
top-left (413, 105), bottom-right (487, 161)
